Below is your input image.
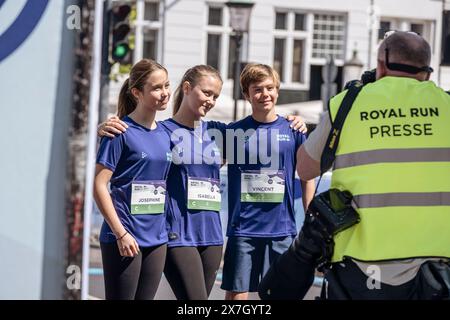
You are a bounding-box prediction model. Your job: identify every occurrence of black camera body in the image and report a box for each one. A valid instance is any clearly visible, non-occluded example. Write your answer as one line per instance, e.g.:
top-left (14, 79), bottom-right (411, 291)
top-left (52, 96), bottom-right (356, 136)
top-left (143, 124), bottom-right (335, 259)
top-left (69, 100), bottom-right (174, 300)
top-left (360, 69), bottom-right (377, 85)
top-left (307, 189), bottom-right (360, 236)
top-left (344, 69), bottom-right (377, 90)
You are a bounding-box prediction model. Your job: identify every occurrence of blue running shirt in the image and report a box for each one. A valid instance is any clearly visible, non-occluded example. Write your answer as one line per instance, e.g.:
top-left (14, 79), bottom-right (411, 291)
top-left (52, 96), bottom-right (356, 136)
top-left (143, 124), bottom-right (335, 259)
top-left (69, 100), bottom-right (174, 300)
top-left (225, 115), bottom-right (306, 237)
top-left (161, 119), bottom-right (225, 247)
top-left (96, 116), bottom-right (172, 247)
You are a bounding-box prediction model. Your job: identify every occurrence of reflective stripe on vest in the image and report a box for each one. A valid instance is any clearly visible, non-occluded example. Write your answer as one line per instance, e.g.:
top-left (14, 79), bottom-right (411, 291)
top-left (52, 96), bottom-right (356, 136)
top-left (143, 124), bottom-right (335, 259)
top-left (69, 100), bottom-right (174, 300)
top-left (354, 192), bottom-right (450, 208)
top-left (328, 77), bottom-right (450, 262)
top-left (335, 148), bottom-right (450, 169)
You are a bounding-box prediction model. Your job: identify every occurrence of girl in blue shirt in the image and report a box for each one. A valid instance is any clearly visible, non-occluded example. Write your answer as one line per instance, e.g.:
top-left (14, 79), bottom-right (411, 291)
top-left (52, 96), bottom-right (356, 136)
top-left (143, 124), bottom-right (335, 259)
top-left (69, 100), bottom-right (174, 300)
top-left (94, 59), bottom-right (171, 300)
top-left (161, 65), bottom-right (225, 299)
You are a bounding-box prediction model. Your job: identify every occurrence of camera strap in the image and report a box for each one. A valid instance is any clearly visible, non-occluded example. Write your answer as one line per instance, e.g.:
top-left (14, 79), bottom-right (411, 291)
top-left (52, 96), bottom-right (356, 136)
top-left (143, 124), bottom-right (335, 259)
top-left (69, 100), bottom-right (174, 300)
top-left (320, 83), bottom-right (364, 175)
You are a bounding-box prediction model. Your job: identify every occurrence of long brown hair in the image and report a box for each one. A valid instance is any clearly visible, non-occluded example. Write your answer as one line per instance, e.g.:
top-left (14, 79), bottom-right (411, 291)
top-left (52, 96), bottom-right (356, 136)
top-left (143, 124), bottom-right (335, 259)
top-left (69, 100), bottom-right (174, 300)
top-left (117, 59), bottom-right (167, 118)
top-left (172, 65), bottom-right (222, 116)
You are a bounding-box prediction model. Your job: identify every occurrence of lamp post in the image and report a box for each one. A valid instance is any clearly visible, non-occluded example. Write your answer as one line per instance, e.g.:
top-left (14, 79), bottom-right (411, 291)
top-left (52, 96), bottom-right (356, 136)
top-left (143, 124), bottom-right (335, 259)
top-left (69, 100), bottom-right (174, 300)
top-left (225, 0), bottom-right (254, 121)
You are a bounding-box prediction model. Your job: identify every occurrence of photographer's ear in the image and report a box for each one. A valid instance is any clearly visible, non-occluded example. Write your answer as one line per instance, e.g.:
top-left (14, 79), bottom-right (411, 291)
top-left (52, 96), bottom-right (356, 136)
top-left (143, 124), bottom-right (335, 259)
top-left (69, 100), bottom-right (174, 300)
top-left (376, 62), bottom-right (387, 80)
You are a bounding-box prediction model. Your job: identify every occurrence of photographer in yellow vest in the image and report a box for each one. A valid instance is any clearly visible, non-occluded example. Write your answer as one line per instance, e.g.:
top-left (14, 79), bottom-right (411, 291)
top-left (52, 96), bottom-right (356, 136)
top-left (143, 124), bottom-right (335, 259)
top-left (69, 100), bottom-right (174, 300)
top-left (260, 31), bottom-right (450, 300)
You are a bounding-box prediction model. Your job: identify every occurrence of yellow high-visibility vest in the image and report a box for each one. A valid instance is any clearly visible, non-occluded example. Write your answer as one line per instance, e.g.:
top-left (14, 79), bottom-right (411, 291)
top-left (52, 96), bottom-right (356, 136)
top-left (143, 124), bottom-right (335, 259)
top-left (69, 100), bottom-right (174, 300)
top-left (328, 76), bottom-right (450, 262)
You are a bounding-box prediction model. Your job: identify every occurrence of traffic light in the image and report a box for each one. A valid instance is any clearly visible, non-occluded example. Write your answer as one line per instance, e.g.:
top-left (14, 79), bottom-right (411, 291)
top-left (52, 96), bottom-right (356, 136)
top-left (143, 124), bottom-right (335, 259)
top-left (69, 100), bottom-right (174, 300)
top-left (111, 4), bottom-right (131, 63)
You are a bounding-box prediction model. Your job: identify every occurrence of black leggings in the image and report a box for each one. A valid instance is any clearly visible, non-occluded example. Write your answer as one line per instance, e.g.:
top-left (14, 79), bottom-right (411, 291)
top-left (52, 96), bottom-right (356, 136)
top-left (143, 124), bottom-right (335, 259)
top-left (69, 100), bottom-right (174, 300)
top-left (100, 242), bottom-right (167, 300)
top-left (164, 245), bottom-right (223, 300)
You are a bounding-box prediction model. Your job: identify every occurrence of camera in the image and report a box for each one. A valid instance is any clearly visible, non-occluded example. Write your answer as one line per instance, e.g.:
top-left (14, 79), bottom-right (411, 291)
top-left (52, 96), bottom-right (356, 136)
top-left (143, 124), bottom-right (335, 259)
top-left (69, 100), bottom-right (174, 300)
top-left (361, 69), bottom-right (377, 85)
top-left (344, 69), bottom-right (377, 90)
top-left (307, 189), bottom-right (360, 236)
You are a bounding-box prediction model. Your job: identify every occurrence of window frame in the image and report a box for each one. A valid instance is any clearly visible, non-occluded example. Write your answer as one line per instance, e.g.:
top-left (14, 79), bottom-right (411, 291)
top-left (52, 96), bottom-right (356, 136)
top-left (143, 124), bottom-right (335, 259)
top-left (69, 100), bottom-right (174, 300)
top-left (273, 9), bottom-right (311, 89)
top-left (134, 0), bottom-right (163, 63)
top-left (311, 13), bottom-right (346, 61)
top-left (375, 17), bottom-right (434, 49)
top-left (204, 3), bottom-right (233, 81)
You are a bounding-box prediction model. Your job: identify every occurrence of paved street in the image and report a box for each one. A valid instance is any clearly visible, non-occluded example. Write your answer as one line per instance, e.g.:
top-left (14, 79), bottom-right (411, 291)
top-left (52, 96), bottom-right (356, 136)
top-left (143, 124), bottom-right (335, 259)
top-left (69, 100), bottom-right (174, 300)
top-left (89, 245), bottom-right (321, 300)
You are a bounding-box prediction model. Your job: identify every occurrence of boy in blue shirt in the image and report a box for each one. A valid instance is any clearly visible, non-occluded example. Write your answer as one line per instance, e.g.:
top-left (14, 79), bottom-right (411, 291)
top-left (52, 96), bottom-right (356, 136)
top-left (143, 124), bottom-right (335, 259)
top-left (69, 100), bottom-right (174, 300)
top-left (221, 63), bottom-right (315, 300)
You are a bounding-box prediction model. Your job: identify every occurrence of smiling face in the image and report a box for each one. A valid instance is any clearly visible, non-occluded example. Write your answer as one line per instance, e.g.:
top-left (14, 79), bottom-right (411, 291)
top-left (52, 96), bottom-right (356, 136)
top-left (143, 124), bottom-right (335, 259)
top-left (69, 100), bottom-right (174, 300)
top-left (132, 69), bottom-right (171, 111)
top-left (245, 77), bottom-right (279, 112)
top-left (183, 74), bottom-right (222, 117)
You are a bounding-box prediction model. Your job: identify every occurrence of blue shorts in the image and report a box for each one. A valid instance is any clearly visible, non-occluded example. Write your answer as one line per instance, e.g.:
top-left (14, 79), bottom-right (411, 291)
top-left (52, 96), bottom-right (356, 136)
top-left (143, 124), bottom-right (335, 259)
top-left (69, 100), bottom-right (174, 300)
top-left (220, 235), bottom-right (295, 292)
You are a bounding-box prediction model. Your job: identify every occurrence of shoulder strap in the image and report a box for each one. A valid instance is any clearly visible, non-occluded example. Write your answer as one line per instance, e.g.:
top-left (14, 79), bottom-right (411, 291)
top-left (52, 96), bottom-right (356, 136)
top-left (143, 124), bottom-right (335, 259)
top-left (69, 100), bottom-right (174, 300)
top-left (320, 83), bottom-right (363, 174)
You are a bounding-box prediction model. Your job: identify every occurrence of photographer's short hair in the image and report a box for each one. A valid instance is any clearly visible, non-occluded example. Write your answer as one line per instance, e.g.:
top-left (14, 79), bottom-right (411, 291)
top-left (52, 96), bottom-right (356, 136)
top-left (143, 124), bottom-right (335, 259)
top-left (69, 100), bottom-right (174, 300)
top-left (379, 31), bottom-right (431, 67)
top-left (240, 63), bottom-right (280, 96)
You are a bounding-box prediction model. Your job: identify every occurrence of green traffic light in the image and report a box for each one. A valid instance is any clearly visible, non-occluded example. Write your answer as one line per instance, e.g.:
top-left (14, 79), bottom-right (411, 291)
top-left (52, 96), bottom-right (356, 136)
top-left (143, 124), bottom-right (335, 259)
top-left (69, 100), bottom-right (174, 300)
top-left (114, 44), bottom-right (127, 58)
top-left (112, 42), bottom-right (130, 62)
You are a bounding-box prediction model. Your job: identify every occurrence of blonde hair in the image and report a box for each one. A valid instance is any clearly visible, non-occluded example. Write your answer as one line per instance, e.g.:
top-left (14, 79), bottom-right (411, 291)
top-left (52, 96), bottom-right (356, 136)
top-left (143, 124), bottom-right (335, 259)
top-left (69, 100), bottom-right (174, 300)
top-left (173, 65), bottom-right (222, 115)
top-left (117, 59), bottom-right (167, 118)
top-left (240, 63), bottom-right (280, 96)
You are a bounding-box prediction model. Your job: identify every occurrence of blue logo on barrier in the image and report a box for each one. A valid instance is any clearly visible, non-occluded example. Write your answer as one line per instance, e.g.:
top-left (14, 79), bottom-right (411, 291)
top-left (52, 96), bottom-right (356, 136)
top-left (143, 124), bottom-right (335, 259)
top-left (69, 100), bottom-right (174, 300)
top-left (0, 0), bottom-right (49, 63)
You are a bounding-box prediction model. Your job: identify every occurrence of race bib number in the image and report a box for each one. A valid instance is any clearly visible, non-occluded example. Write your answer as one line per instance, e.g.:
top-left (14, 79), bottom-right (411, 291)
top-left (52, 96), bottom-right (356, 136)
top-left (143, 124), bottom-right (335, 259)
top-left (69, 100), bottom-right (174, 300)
top-left (131, 181), bottom-right (166, 214)
top-left (187, 177), bottom-right (221, 211)
top-left (241, 171), bottom-right (285, 203)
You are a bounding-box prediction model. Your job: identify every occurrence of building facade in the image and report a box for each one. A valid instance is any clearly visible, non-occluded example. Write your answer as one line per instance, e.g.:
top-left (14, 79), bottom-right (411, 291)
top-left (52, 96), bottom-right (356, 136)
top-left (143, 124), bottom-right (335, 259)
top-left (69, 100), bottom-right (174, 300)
top-left (109, 0), bottom-right (449, 121)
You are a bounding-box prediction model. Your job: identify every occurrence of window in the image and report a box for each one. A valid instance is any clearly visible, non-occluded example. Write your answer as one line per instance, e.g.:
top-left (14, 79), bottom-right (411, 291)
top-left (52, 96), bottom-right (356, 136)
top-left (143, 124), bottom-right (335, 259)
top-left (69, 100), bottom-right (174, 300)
top-left (378, 21), bottom-right (391, 40)
top-left (294, 13), bottom-right (305, 31)
top-left (208, 7), bottom-right (222, 26)
top-left (144, 1), bottom-right (159, 21)
top-left (207, 34), bottom-right (221, 70)
top-left (410, 23), bottom-right (424, 36)
top-left (312, 14), bottom-right (345, 59)
top-left (275, 12), bottom-right (287, 30)
top-left (135, 1), bottom-right (162, 62)
top-left (292, 40), bottom-right (304, 82)
top-left (143, 29), bottom-right (157, 60)
top-left (273, 38), bottom-right (285, 80)
top-left (273, 11), bottom-right (308, 84)
top-left (206, 6), bottom-right (228, 71)
top-left (206, 7), bottom-right (224, 70)
top-left (377, 18), bottom-right (433, 49)
top-left (205, 5), bottom-right (235, 79)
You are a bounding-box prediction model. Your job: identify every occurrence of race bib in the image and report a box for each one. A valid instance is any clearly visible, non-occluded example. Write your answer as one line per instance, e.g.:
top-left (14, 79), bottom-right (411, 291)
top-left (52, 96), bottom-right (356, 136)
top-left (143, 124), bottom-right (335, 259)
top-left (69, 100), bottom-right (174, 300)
top-left (130, 181), bottom-right (166, 214)
top-left (241, 170), bottom-right (285, 203)
top-left (187, 177), bottom-right (221, 211)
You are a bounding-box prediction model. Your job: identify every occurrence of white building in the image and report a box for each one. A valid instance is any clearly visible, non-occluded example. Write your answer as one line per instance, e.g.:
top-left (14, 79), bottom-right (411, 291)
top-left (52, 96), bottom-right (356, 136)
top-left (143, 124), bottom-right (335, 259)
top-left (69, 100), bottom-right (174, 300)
top-left (109, 0), bottom-right (450, 122)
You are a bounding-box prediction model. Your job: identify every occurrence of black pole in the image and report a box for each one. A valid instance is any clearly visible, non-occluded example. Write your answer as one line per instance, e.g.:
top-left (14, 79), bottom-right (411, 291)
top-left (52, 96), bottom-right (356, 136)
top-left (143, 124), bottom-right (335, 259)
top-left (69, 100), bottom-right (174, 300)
top-left (100, 0), bottom-right (111, 122)
top-left (101, 0), bottom-right (111, 76)
top-left (233, 32), bottom-right (242, 121)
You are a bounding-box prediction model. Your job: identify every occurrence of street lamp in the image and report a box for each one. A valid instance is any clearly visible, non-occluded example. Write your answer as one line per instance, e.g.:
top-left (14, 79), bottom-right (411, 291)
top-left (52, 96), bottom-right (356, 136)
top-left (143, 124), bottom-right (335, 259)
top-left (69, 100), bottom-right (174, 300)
top-left (225, 0), bottom-right (254, 121)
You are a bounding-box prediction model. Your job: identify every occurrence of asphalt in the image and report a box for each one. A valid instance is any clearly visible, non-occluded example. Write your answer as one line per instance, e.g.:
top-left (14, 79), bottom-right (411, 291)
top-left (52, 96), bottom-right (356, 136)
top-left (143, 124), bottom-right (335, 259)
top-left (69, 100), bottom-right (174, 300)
top-left (88, 245), bottom-right (322, 300)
